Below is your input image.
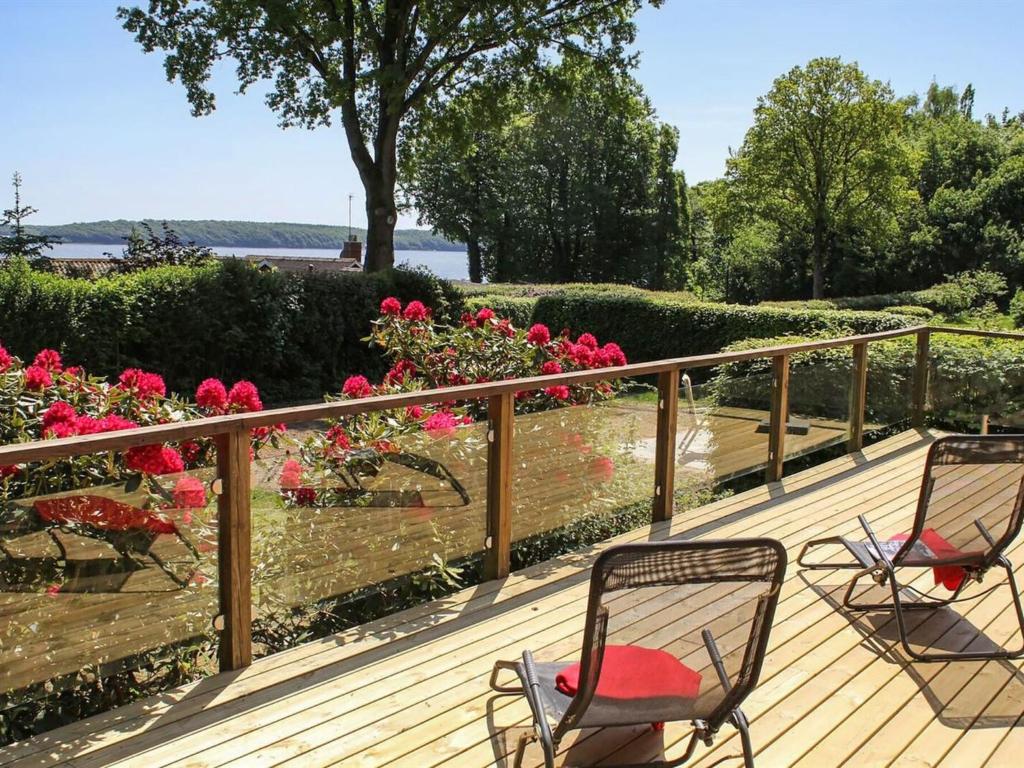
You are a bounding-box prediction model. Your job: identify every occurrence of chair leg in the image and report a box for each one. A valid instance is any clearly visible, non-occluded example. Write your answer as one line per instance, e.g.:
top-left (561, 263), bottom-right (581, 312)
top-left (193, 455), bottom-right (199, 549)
top-left (490, 659), bottom-right (524, 694)
top-left (797, 536), bottom-right (862, 570)
top-left (732, 708), bottom-right (755, 768)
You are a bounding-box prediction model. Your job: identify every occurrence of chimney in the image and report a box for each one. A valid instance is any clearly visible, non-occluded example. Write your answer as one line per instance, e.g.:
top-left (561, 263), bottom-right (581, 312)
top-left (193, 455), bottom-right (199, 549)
top-left (341, 236), bottom-right (362, 265)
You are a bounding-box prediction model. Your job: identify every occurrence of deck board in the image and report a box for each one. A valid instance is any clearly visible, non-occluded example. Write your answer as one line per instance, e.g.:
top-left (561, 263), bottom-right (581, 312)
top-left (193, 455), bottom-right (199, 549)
top-left (4, 429), bottom-right (1023, 767)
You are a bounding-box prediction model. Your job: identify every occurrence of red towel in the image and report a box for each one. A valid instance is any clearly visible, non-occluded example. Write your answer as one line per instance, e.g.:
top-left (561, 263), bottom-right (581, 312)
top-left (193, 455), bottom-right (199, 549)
top-left (555, 645), bottom-right (702, 701)
top-left (891, 528), bottom-right (970, 592)
top-left (35, 495), bottom-right (177, 535)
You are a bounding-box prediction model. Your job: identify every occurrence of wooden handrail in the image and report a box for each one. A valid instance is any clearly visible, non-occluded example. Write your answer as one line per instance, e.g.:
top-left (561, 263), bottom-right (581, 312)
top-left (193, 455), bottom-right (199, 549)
top-left (0, 325), bottom-right (927, 465)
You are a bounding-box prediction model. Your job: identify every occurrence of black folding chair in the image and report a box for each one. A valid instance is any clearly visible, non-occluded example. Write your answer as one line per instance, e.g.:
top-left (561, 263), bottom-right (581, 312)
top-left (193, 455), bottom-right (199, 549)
top-left (489, 539), bottom-right (787, 768)
top-left (799, 434), bottom-right (1024, 662)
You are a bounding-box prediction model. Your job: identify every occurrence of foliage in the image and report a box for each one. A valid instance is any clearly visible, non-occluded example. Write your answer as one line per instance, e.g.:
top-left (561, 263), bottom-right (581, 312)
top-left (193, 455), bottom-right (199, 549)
top-left (463, 295), bottom-right (537, 328)
top-left (886, 305), bottom-right (935, 319)
top-left (0, 259), bottom-right (458, 404)
top-left (403, 53), bottom-right (689, 286)
top-left (1011, 289), bottom-right (1024, 328)
top-left (708, 332), bottom-right (1024, 429)
top-left (118, 0), bottom-right (652, 271)
top-left (23, 219), bottom-right (462, 252)
top-left (529, 288), bottom-right (915, 364)
top-left (0, 173), bottom-right (58, 264)
top-left (114, 222), bottom-right (216, 273)
top-left (726, 57), bottom-right (913, 299)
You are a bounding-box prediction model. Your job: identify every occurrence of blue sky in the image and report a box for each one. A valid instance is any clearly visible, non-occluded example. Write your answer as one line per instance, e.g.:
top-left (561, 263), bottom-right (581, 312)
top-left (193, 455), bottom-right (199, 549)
top-left (2, 0), bottom-right (1022, 228)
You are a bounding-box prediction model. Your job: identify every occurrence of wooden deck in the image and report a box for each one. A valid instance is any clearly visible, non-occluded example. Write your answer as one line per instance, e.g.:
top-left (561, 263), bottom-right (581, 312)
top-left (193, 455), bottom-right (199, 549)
top-left (4, 428), bottom-right (1023, 767)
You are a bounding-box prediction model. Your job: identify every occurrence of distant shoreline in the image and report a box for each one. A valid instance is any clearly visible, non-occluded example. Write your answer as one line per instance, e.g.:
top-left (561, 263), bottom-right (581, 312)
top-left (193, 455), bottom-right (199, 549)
top-left (22, 219), bottom-right (465, 252)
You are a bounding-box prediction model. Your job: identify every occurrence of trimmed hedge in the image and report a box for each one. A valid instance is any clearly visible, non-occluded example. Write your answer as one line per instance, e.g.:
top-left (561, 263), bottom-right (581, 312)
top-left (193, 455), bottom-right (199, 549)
top-left (0, 260), bottom-right (459, 404)
top-left (463, 295), bottom-right (537, 328)
top-left (528, 290), bottom-right (915, 365)
top-left (708, 333), bottom-right (1024, 428)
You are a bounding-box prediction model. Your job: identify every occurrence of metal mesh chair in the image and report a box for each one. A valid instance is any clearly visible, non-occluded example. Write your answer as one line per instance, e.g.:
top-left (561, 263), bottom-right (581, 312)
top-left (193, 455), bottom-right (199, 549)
top-left (798, 434), bottom-right (1024, 662)
top-left (489, 539), bottom-right (787, 767)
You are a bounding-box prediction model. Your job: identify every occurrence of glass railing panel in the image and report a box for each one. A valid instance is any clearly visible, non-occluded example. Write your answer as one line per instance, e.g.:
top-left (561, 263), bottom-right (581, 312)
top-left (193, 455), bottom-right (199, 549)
top-left (510, 388), bottom-right (656, 561)
top-left (865, 342), bottom-right (915, 435)
top-left (784, 360), bottom-right (852, 460)
top-left (692, 371), bottom-right (775, 482)
top-left (249, 413), bottom-right (488, 625)
top-left (0, 446), bottom-right (219, 706)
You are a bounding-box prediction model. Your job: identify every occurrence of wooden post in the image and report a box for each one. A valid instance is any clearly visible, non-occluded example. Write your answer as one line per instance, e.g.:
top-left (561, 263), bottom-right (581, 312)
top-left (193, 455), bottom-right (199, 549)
top-left (653, 369), bottom-right (680, 522)
top-left (981, 414), bottom-right (990, 435)
top-left (911, 329), bottom-right (930, 428)
top-left (484, 392), bottom-right (513, 580)
top-left (215, 428), bottom-right (252, 672)
top-left (848, 342), bottom-right (869, 452)
top-left (766, 355), bottom-right (790, 483)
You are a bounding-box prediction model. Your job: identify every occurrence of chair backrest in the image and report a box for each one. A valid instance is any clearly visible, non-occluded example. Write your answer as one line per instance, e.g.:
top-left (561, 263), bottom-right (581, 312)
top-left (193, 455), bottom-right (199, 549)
top-left (901, 435), bottom-right (1024, 568)
top-left (560, 539), bottom-right (786, 734)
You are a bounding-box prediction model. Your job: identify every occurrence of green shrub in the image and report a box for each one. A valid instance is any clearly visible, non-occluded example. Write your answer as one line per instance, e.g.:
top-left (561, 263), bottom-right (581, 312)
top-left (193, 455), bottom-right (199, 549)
top-left (0, 260), bottom-right (459, 404)
top-left (463, 295), bottom-right (538, 328)
top-left (887, 305), bottom-right (935, 318)
top-left (708, 332), bottom-right (1024, 428)
top-left (1010, 289), bottom-right (1024, 328)
top-left (530, 289), bottom-right (915, 365)
top-left (760, 270), bottom-right (1008, 317)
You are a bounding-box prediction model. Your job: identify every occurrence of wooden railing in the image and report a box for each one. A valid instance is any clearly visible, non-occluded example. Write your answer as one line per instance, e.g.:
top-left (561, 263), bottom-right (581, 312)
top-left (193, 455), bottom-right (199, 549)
top-left (4, 322), bottom-right (1021, 674)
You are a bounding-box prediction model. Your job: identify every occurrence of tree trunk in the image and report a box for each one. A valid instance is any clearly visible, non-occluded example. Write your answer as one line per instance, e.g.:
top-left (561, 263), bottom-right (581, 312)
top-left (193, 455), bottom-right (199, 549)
top-left (467, 236), bottom-right (482, 283)
top-left (811, 219), bottom-right (826, 299)
top-left (364, 177), bottom-right (397, 272)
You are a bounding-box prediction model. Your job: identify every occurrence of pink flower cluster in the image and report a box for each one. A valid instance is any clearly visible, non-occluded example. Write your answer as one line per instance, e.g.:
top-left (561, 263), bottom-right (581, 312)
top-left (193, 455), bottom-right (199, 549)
top-left (342, 374), bottom-right (373, 399)
top-left (379, 296), bottom-right (432, 322)
top-left (194, 378), bottom-right (263, 413)
top-left (125, 444), bottom-right (185, 476)
top-left (0, 343), bottom-right (12, 373)
top-left (41, 401), bottom-right (138, 439)
top-left (118, 368), bottom-right (167, 400)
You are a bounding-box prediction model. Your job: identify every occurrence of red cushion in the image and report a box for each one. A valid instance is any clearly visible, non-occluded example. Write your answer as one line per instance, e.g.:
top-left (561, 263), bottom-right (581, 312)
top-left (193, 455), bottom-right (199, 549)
top-left (555, 645), bottom-right (702, 701)
top-left (891, 528), bottom-right (969, 591)
top-left (35, 495), bottom-right (177, 535)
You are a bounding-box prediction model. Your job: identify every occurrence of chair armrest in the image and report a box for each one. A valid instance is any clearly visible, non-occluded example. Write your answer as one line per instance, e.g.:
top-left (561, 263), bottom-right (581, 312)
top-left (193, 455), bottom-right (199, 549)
top-left (975, 517), bottom-right (998, 548)
top-left (702, 628), bottom-right (733, 692)
top-left (858, 514), bottom-right (894, 569)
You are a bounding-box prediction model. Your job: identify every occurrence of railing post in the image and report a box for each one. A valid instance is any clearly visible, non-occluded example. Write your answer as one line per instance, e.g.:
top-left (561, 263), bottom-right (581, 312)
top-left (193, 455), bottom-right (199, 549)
top-left (484, 392), bottom-right (513, 580)
top-left (653, 369), bottom-right (680, 522)
top-left (848, 342), bottom-right (869, 452)
top-left (766, 354), bottom-right (790, 483)
top-left (215, 428), bottom-right (252, 672)
top-left (911, 329), bottom-right (930, 428)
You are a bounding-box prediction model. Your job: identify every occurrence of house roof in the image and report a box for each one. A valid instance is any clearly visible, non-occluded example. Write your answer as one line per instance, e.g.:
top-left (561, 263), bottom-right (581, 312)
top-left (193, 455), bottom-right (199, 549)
top-left (41, 258), bottom-right (119, 279)
top-left (241, 255), bottom-right (363, 273)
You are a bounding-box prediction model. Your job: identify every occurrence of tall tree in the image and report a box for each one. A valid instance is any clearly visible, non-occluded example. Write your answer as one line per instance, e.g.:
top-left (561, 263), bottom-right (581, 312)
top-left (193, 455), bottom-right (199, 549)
top-left (648, 125), bottom-right (689, 289)
top-left (1, 172), bottom-right (58, 264)
top-left (727, 57), bottom-right (911, 297)
top-left (118, 0), bottom-right (651, 272)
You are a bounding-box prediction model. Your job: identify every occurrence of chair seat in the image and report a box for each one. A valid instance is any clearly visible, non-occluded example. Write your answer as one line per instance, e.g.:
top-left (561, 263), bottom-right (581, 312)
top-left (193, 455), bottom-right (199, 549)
top-left (843, 531), bottom-right (985, 569)
top-left (516, 656), bottom-right (711, 729)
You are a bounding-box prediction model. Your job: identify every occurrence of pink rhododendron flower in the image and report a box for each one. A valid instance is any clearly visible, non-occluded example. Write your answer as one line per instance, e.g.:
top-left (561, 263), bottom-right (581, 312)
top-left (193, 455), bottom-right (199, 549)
top-left (325, 425), bottom-right (351, 455)
top-left (46, 584), bottom-right (61, 597)
top-left (526, 324), bottom-right (551, 345)
top-left (342, 374), bottom-right (373, 398)
top-left (423, 411), bottom-right (459, 437)
top-left (0, 344), bottom-right (13, 372)
top-left (495, 319), bottom-right (515, 337)
top-left (384, 359), bottom-right (417, 385)
top-left (126, 445), bottom-right (184, 475)
top-left (476, 307), bottom-right (495, 322)
top-left (0, 465), bottom-right (19, 479)
top-left (566, 344), bottom-right (593, 367)
top-left (118, 368), bottom-right (167, 399)
top-left (63, 366), bottom-right (84, 378)
top-left (576, 333), bottom-right (598, 350)
top-left (403, 300), bottom-right (430, 321)
top-left (279, 459), bottom-right (304, 489)
top-left (544, 385), bottom-right (571, 400)
top-left (540, 360), bottom-right (563, 375)
top-left (406, 405), bottom-right (424, 420)
top-left (32, 349), bottom-right (62, 372)
top-left (589, 456), bottom-right (615, 484)
top-left (171, 476), bottom-right (207, 508)
top-left (180, 440), bottom-right (202, 464)
top-left (601, 342), bottom-right (627, 367)
top-left (460, 312), bottom-right (478, 328)
top-left (380, 296), bottom-right (402, 316)
top-left (228, 380), bottom-right (263, 412)
top-left (42, 401), bottom-right (77, 429)
top-left (196, 378), bottom-right (229, 411)
top-left (24, 365), bottom-right (52, 390)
